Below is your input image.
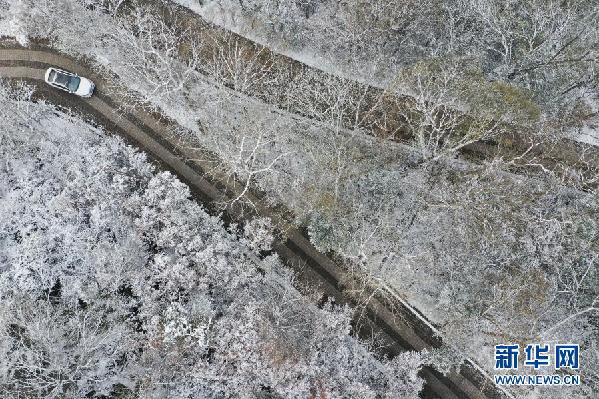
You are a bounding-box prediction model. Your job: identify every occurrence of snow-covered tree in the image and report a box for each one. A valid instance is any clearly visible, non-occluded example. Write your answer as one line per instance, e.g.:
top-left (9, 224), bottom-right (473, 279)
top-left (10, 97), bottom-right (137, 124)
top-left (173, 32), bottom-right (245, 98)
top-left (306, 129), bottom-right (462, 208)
top-left (0, 83), bottom-right (424, 399)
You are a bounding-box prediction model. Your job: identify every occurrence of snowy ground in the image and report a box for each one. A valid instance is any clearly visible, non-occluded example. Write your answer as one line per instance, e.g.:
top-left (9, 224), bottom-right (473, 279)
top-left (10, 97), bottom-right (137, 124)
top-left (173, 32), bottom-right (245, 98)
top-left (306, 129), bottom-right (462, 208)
top-left (579, 124), bottom-right (599, 145)
top-left (576, 99), bottom-right (599, 146)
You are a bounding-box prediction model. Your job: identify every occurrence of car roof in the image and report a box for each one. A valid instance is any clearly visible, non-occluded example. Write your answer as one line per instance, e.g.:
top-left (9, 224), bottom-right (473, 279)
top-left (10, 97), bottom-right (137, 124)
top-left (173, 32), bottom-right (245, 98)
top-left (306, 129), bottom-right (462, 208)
top-left (48, 68), bottom-right (76, 87)
top-left (54, 72), bottom-right (71, 87)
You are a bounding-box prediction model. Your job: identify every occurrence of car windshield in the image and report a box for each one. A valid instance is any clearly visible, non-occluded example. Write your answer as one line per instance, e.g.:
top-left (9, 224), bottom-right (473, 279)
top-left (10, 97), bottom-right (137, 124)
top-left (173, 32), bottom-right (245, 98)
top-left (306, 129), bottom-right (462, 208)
top-left (54, 72), bottom-right (80, 92)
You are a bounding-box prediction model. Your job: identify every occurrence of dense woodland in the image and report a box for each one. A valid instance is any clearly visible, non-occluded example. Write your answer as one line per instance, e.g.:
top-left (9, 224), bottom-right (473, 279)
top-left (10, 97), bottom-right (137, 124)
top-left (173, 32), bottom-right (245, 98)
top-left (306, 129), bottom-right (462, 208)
top-left (0, 0), bottom-right (597, 398)
top-left (183, 0), bottom-right (598, 128)
top-left (0, 83), bottom-right (424, 398)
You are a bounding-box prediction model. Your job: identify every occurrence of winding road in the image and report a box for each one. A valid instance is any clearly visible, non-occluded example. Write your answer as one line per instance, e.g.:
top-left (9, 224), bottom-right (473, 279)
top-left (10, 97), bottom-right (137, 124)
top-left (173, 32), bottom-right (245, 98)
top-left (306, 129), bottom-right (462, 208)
top-left (0, 46), bottom-right (516, 399)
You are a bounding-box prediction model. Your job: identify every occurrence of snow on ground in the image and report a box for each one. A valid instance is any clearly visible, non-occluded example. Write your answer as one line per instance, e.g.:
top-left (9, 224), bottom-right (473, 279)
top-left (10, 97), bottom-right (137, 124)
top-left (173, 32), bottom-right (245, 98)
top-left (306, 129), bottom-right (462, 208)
top-left (576, 98), bottom-right (599, 146)
top-left (578, 124), bottom-right (599, 146)
top-left (0, 1), bottom-right (29, 45)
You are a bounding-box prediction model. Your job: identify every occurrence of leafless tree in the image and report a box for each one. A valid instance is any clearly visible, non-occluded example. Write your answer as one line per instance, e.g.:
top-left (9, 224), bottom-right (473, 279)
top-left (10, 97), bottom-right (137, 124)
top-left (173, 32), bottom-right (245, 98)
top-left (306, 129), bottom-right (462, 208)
top-left (388, 60), bottom-right (502, 161)
top-left (103, 7), bottom-right (201, 106)
top-left (201, 30), bottom-right (278, 95)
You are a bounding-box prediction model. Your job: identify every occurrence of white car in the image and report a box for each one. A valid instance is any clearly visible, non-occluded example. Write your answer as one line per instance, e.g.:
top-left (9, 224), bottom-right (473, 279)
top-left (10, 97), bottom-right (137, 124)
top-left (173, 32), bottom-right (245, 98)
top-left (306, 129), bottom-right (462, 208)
top-left (44, 67), bottom-right (95, 98)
